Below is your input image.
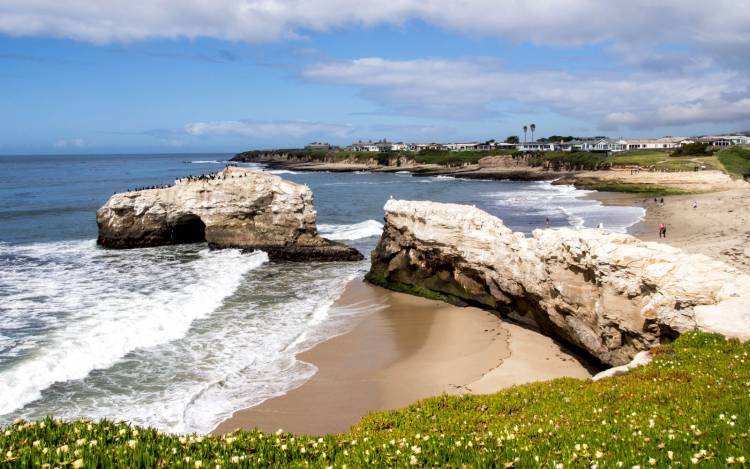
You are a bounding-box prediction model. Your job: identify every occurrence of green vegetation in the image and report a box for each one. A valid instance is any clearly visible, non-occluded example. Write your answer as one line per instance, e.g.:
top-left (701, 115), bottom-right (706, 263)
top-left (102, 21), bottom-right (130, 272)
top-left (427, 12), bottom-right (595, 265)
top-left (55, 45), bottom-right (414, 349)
top-left (233, 148), bottom-right (519, 167)
top-left (2, 332), bottom-right (748, 468)
top-left (532, 152), bottom-right (611, 170)
top-left (413, 149), bottom-right (518, 166)
top-left (671, 142), bottom-right (714, 157)
top-left (364, 271), bottom-right (456, 304)
top-left (566, 179), bottom-right (698, 195)
top-left (717, 147), bottom-right (750, 179)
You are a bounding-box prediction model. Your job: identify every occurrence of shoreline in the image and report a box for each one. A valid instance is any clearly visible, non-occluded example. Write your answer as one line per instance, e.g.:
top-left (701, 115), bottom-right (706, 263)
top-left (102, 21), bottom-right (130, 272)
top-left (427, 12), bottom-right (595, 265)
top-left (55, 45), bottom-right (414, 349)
top-left (213, 280), bottom-right (593, 436)
top-left (213, 179), bottom-right (750, 437)
top-left (591, 188), bottom-right (750, 272)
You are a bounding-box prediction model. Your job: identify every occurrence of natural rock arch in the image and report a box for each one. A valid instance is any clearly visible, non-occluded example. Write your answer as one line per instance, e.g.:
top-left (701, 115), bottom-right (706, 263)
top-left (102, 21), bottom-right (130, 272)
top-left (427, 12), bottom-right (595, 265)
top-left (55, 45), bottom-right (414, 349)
top-left (170, 214), bottom-right (206, 244)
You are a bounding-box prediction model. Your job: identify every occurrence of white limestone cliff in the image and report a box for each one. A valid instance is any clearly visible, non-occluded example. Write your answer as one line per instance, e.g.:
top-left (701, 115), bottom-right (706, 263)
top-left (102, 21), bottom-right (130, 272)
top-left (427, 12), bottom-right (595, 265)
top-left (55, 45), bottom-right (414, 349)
top-left (96, 167), bottom-right (363, 261)
top-left (367, 200), bottom-right (750, 365)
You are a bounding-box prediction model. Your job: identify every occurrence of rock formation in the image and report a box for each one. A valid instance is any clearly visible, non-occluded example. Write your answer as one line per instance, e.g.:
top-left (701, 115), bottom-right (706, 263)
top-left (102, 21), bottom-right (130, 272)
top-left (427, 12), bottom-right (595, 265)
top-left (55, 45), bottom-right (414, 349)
top-left (367, 200), bottom-right (750, 365)
top-left (96, 167), bottom-right (363, 262)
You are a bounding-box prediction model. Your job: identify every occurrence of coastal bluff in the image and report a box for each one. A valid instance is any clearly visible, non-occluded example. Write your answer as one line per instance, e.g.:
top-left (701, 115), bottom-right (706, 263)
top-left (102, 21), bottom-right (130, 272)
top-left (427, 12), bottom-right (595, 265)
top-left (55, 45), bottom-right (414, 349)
top-left (96, 167), bottom-right (363, 262)
top-left (367, 200), bottom-right (750, 365)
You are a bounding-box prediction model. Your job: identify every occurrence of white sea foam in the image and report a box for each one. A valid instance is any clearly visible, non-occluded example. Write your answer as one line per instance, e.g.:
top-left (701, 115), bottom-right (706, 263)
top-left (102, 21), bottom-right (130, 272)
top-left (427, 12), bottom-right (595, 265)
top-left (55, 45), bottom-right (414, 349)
top-left (0, 241), bottom-right (267, 417)
top-left (189, 160), bottom-right (223, 164)
top-left (482, 181), bottom-right (645, 233)
top-left (0, 238), bottom-right (377, 434)
top-left (318, 220), bottom-right (384, 240)
top-left (267, 169), bottom-right (298, 175)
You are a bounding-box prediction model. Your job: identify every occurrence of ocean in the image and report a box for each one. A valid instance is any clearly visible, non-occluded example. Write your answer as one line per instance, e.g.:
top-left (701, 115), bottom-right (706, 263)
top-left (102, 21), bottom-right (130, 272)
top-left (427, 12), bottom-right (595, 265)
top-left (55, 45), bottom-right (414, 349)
top-left (0, 153), bottom-right (645, 433)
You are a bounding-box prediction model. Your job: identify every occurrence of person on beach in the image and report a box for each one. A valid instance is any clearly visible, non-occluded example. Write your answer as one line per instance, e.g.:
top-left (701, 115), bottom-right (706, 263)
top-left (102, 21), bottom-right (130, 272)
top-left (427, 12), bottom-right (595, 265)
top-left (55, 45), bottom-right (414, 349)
top-left (545, 217), bottom-right (550, 228)
top-left (659, 223), bottom-right (666, 239)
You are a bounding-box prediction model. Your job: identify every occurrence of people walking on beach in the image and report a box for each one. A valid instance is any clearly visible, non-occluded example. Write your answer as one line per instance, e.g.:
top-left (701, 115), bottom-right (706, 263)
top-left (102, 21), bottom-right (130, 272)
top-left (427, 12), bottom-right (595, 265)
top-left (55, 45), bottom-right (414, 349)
top-left (659, 223), bottom-right (667, 239)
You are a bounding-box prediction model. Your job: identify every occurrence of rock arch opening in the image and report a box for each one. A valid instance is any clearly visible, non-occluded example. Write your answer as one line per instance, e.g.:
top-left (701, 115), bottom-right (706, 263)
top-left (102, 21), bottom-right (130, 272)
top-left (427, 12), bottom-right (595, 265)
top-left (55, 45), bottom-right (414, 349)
top-left (171, 214), bottom-right (206, 244)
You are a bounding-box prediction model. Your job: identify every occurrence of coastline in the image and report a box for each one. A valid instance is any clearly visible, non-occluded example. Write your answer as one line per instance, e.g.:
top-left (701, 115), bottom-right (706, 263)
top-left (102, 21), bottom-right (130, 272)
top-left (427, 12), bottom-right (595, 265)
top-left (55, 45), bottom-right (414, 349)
top-left (213, 280), bottom-right (593, 436)
top-left (213, 179), bottom-right (750, 437)
top-left (591, 187), bottom-right (750, 272)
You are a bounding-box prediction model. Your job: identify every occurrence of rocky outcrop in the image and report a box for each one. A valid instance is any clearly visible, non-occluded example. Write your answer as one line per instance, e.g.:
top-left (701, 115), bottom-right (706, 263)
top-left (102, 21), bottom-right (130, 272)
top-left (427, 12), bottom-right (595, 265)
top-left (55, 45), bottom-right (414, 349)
top-left (367, 200), bottom-right (750, 365)
top-left (96, 167), bottom-right (363, 262)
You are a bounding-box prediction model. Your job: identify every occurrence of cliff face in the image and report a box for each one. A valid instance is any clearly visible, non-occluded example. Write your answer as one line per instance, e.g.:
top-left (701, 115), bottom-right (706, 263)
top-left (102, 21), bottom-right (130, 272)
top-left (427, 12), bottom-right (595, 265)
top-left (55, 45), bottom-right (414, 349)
top-left (367, 200), bottom-right (750, 365)
top-left (96, 167), bottom-right (363, 262)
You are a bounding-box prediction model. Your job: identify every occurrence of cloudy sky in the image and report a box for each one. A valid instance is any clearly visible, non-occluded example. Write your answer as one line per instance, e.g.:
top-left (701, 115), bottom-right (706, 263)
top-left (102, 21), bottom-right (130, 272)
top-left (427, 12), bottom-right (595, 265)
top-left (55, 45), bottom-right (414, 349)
top-left (1, 0), bottom-right (749, 154)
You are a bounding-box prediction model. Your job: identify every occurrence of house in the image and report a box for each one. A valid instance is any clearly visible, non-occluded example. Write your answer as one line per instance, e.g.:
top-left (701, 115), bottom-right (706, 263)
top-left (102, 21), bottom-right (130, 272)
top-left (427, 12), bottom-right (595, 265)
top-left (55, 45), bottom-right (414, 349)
top-left (444, 142), bottom-right (479, 151)
top-left (350, 140), bottom-right (380, 152)
top-left (414, 143), bottom-right (447, 151)
top-left (619, 137), bottom-right (683, 150)
top-left (304, 142), bottom-right (331, 151)
top-left (517, 141), bottom-right (556, 152)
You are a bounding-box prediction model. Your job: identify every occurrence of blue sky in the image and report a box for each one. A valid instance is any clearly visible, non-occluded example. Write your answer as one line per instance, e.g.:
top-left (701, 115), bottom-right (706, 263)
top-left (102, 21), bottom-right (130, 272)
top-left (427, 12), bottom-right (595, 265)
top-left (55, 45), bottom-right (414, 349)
top-left (1, 1), bottom-right (749, 154)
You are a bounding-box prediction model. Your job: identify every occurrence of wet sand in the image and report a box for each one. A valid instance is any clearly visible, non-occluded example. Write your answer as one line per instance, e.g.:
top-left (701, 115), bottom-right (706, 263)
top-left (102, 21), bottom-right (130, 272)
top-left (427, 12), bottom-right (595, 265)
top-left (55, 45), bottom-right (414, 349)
top-left (213, 280), bottom-right (592, 436)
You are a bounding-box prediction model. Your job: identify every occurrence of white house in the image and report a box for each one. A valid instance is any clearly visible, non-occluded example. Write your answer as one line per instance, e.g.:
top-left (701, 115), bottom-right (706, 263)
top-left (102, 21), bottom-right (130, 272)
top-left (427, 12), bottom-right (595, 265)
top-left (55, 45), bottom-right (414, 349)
top-left (619, 137), bottom-right (683, 150)
top-left (444, 142), bottom-right (479, 151)
top-left (517, 142), bottom-right (555, 152)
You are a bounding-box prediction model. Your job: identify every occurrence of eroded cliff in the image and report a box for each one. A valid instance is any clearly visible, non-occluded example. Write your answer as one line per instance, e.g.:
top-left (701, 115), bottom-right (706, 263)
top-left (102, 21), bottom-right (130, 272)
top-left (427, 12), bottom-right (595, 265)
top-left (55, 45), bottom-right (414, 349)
top-left (367, 200), bottom-right (750, 365)
top-left (96, 167), bottom-right (363, 262)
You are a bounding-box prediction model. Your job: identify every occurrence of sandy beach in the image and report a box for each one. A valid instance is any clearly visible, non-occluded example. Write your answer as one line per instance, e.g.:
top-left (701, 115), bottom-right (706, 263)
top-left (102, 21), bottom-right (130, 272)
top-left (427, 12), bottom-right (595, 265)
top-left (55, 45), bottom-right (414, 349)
top-left (214, 181), bottom-right (750, 437)
top-left (214, 280), bottom-right (592, 435)
top-left (594, 187), bottom-right (750, 272)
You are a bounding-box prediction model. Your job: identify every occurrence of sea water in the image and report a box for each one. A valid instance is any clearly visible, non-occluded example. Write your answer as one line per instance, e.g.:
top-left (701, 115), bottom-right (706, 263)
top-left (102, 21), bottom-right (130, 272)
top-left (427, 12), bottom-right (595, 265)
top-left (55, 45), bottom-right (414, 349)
top-left (0, 154), bottom-right (644, 433)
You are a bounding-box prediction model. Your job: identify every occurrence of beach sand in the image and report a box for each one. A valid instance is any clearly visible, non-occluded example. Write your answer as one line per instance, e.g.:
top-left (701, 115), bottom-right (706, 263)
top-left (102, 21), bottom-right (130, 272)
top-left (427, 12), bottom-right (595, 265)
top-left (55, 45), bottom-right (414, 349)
top-left (214, 183), bottom-right (750, 436)
top-left (213, 280), bottom-right (592, 436)
top-left (593, 187), bottom-right (750, 272)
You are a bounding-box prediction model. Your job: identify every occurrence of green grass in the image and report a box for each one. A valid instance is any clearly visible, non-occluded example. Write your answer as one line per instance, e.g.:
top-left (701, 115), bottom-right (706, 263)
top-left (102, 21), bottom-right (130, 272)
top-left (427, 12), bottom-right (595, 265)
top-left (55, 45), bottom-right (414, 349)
top-left (567, 179), bottom-right (700, 195)
top-left (2, 332), bottom-right (749, 467)
top-left (609, 150), bottom-right (722, 172)
top-left (717, 147), bottom-right (750, 179)
top-left (413, 149), bottom-right (518, 166)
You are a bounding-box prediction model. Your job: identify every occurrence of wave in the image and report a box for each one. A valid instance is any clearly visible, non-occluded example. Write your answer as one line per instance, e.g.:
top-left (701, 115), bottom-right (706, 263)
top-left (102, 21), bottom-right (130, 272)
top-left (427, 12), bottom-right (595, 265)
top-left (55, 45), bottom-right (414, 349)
top-left (318, 220), bottom-right (384, 240)
top-left (0, 241), bottom-right (268, 416)
top-left (188, 160), bottom-right (224, 164)
top-left (267, 169), bottom-right (298, 175)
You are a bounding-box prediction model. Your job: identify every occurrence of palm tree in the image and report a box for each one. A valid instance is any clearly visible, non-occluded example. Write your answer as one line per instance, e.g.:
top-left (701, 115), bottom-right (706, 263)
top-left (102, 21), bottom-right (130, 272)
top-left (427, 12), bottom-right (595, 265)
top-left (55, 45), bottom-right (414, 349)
top-left (530, 123), bottom-right (536, 142)
top-left (523, 125), bottom-right (528, 143)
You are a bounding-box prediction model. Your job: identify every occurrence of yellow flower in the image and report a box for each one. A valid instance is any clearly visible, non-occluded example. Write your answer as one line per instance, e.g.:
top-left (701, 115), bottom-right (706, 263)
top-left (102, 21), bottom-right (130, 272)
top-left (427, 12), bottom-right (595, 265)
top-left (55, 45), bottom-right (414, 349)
top-left (194, 461), bottom-right (202, 468)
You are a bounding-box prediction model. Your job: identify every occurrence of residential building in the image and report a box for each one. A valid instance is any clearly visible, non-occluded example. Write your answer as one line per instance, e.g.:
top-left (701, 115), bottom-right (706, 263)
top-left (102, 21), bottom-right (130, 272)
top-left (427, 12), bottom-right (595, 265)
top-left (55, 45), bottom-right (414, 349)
top-left (444, 142), bottom-right (479, 151)
top-left (304, 142), bottom-right (331, 151)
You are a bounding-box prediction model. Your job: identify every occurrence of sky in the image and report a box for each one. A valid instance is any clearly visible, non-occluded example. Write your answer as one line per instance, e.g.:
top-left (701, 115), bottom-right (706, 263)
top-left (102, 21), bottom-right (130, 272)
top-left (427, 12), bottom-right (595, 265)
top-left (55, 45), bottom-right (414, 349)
top-left (1, 1), bottom-right (750, 154)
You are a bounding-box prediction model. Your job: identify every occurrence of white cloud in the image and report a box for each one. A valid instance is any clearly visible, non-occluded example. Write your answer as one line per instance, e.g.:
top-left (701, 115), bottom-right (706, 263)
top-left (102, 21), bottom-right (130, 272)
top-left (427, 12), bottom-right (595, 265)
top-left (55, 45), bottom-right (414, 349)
top-left (304, 57), bottom-right (750, 130)
top-left (53, 138), bottom-right (87, 148)
top-left (184, 120), bottom-right (352, 138)
top-left (0, 0), bottom-right (748, 54)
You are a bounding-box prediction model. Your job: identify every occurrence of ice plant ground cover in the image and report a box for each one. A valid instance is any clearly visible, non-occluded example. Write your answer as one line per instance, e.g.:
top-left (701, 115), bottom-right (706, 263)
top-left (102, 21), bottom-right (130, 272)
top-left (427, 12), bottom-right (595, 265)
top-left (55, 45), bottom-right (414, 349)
top-left (1, 332), bottom-right (748, 467)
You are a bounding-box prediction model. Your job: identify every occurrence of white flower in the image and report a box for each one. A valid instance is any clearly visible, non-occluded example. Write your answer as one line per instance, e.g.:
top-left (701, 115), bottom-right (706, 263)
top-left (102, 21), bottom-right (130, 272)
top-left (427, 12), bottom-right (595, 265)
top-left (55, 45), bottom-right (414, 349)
top-left (127, 440), bottom-right (137, 448)
top-left (556, 463), bottom-right (564, 469)
top-left (410, 455), bottom-right (418, 465)
top-left (194, 461), bottom-right (202, 468)
top-left (667, 451), bottom-right (674, 460)
top-left (231, 456), bottom-right (240, 463)
top-left (595, 450), bottom-right (604, 458)
top-left (727, 456), bottom-right (736, 464)
top-left (119, 429), bottom-right (127, 435)
top-left (32, 440), bottom-right (41, 447)
top-left (648, 458), bottom-right (656, 465)
top-left (73, 459), bottom-right (84, 468)
top-left (276, 429), bottom-right (283, 435)
top-left (6, 451), bottom-right (12, 459)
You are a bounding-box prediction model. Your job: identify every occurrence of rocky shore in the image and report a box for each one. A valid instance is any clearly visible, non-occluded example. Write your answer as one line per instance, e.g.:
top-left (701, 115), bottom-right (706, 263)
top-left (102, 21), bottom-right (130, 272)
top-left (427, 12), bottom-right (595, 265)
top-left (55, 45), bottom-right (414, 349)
top-left (96, 167), bottom-right (363, 261)
top-left (367, 199), bottom-right (750, 365)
